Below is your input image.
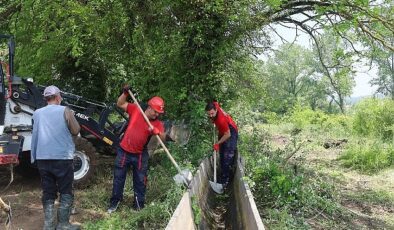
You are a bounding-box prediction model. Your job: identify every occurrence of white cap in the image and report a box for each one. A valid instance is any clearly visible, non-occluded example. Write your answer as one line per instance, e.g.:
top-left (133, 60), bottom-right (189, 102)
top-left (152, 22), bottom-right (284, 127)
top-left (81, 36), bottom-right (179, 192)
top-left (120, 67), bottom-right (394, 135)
top-left (43, 85), bottom-right (60, 97)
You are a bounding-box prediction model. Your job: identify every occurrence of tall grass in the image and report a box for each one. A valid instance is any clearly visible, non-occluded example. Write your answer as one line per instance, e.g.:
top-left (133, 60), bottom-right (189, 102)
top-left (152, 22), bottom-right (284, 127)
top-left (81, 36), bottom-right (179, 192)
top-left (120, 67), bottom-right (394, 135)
top-left (261, 105), bottom-right (351, 142)
top-left (239, 125), bottom-right (346, 229)
top-left (352, 98), bottom-right (394, 141)
top-left (339, 140), bottom-right (394, 173)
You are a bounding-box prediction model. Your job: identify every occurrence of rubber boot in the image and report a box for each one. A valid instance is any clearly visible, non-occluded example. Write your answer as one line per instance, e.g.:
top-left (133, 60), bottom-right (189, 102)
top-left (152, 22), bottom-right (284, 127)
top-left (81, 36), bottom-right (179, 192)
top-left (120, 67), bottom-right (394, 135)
top-left (56, 194), bottom-right (80, 230)
top-left (43, 200), bottom-right (55, 230)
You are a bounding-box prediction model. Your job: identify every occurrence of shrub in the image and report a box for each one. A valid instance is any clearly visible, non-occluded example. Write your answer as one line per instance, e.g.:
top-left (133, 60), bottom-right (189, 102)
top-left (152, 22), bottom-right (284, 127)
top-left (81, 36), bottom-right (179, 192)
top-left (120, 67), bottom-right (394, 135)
top-left (240, 124), bottom-right (342, 228)
top-left (285, 105), bottom-right (351, 136)
top-left (262, 111), bottom-right (281, 124)
top-left (250, 160), bottom-right (304, 208)
top-left (339, 140), bottom-right (394, 173)
top-left (352, 98), bottom-right (394, 141)
top-left (286, 105), bottom-right (326, 128)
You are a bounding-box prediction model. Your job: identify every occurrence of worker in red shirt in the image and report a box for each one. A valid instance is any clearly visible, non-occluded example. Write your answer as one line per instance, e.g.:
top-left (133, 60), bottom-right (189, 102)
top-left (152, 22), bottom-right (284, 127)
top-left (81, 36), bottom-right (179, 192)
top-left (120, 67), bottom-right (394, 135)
top-left (108, 86), bottom-right (166, 213)
top-left (205, 101), bottom-right (238, 188)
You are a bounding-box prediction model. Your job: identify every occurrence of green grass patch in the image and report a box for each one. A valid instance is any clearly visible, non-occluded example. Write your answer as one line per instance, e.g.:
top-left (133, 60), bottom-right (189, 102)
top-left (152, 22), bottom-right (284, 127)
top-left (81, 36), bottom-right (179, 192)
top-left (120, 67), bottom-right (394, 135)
top-left (352, 98), bottom-right (394, 141)
top-left (348, 189), bottom-right (394, 208)
top-left (339, 140), bottom-right (394, 173)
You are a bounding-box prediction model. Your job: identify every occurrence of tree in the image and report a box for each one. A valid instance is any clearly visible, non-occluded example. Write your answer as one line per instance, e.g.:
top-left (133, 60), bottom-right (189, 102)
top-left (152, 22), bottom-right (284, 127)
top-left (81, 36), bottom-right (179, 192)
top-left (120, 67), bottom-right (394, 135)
top-left (312, 31), bottom-right (355, 113)
top-left (262, 44), bottom-right (320, 113)
top-left (370, 35), bottom-right (394, 99)
top-left (0, 0), bottom-right (392, 119)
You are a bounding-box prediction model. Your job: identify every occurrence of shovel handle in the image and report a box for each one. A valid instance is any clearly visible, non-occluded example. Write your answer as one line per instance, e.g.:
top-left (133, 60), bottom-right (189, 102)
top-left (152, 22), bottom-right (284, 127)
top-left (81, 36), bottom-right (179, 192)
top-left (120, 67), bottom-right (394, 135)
top-left (0, 197), bottom-right (10, 212)
top-left (127, 90), bottom-right (183, 174)
top-left (213, 125), bottom-right (217, 183)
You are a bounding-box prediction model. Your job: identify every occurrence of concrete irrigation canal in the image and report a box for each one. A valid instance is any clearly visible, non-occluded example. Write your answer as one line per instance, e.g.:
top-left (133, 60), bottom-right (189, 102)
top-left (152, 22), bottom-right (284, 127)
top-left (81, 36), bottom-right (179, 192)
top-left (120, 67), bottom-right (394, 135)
top-left (166, 154), bottom-right (265, 230)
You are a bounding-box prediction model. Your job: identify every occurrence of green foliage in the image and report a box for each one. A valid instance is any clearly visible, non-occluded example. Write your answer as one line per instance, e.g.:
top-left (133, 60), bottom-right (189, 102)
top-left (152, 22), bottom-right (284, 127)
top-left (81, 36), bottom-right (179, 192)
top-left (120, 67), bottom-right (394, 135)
top-left (264, 208), bottom-right (309, 230)
top-left (262, 111), bottom-right (281, 124)
top-left (287, 105), bottom-right (328, 128)
top-left (251, 160), bottom-right (304, 207)
top-left (261, 44), bottom-right (322, 114)
top-left (191, 195), bottom-right (202, 226)
top-left (312, 30), bottom-right (356, 113)
top-left (3, 0), bottom-right (263, 122)
top-left (352, 98), bottom-right (394, 141)
top-left (285, 105), bottom-right (351, 134)
top-left (339, 140), bottom-right (394, 173)
top-left (348, 189), bottom-right (394, 208)
top-left (239, 124), bottom-right (343, 228)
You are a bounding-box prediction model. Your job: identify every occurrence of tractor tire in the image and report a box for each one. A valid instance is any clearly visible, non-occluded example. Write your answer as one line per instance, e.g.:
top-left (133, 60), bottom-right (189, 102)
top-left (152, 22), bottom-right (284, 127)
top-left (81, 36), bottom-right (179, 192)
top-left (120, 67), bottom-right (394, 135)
top-left (73, 136), bottom-right (97, 189)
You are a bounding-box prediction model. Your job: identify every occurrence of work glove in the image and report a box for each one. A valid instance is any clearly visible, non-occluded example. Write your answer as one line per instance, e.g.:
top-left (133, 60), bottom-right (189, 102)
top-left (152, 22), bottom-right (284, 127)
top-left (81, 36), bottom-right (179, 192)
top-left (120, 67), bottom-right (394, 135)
top-left (213, 143), bottom-right (220, 152)
top-left (152, 127), bottom-right (160, 135)
top-left (122, 85), bottom-right (130, 96)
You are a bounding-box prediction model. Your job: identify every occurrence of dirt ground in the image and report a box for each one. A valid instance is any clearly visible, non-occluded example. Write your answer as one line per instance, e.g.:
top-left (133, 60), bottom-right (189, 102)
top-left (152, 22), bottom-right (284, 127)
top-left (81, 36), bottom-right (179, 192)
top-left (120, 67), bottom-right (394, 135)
top-left (0, 166), bottom-right (85, 230)
top-left (0, 169), bottom-right (45, 230)
top-left (0, 163), bottom-right (103, 230)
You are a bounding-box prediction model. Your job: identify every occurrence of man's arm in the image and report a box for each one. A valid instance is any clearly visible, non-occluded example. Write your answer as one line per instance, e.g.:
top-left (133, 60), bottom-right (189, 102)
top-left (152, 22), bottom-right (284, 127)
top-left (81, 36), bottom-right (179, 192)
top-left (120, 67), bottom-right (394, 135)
top-left (216, 130), bottom-right (231, 145)
top-left (157, 131), bottom-right (166, 141)
top-left (152, 122), bottom-right (166, 141)
top-left (64, 107), bottom-right (81, 135)
top-left (30, 114), bottom-right (37, 163)
top-left (117, 93), bottom-right (129, 111)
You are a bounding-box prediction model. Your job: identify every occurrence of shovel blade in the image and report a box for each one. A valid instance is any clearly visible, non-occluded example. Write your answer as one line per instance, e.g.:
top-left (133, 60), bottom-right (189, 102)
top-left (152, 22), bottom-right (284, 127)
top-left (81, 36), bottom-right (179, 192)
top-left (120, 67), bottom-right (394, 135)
top-left (173, 169), bottom-right (193, 186)
top-left (209, 180), bottom-right (224, 194)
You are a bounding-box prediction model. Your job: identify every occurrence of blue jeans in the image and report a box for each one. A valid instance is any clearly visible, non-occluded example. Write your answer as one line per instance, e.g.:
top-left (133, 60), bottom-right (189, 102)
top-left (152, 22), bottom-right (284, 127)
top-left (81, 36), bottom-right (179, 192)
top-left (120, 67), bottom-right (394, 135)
top-left (37, 160), bottom-right (74, 204)
top-left (219, 126), bottom-right (238, 185)
top-left (110, 147), bottom-right (149, 208)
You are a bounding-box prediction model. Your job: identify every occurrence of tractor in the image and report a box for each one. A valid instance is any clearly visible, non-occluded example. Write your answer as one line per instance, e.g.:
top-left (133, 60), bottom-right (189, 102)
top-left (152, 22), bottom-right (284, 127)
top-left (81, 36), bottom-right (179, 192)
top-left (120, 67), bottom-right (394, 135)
top-left (0, 34), bottom-right (136, 188)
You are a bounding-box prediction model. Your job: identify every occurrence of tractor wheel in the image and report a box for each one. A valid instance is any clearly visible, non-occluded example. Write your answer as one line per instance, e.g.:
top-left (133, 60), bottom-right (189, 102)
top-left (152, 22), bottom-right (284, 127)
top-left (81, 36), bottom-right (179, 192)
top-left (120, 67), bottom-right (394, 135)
top-left (73, 136), bottom-right (97, 189)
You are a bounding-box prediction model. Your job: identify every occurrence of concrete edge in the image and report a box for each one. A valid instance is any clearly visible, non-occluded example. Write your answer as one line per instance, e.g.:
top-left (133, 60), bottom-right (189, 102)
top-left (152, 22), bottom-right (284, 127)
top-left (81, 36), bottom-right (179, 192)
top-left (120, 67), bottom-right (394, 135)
top-left (165, 192), bottom-right (195, 230)
top-left (232, 155), bottom-right (265, 230)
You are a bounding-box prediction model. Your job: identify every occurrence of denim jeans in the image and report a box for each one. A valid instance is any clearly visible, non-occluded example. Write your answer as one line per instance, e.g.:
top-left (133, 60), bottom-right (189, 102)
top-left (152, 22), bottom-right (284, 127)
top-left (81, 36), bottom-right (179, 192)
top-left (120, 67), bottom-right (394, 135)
top-left (219, 125), bottom-right (238, 185)
top-left (36, 160), bottom-right (74, 203)
top-left (110, 147), bottom-right (149, 208)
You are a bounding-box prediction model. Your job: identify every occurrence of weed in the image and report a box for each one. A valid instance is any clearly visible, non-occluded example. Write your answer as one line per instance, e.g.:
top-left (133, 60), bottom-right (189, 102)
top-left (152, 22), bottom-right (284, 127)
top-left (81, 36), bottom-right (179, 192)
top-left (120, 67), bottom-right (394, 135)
top-left (191, 195), bottom-right (201, 226)
top-left (352, 98), bottom-right (394, 141)
top-left (339, 140), bottom-right (394, 173)
top-left (347, 189), bottom-right (394, 208)
top-left (240, 123), bottom-right (345, 229)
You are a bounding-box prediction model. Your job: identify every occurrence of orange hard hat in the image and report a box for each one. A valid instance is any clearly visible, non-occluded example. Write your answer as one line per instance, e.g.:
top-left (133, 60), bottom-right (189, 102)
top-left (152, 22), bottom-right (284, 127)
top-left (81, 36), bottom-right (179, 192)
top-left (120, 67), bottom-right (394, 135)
top-left (148, 96), bottom-right (165, 113)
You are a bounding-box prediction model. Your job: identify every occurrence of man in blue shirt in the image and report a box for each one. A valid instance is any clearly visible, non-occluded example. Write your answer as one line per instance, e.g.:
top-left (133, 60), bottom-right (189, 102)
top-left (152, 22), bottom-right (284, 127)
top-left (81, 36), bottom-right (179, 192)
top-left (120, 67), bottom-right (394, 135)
top-left (31, 85), bottom-right (81, 230)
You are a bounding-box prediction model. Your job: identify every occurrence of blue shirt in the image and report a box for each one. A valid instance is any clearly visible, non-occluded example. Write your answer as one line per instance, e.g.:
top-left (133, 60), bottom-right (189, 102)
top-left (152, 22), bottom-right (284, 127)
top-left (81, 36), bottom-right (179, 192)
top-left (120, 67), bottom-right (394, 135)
top-left (31, 105), bottom-right (75, 162)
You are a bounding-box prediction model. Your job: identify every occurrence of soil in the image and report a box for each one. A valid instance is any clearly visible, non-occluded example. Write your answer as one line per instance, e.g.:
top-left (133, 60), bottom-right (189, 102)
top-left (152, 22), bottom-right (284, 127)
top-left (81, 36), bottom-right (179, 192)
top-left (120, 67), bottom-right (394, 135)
top-left (0, 159), bottom-right (109, 230)
top-left (0, 168), bottom-right (45, 230)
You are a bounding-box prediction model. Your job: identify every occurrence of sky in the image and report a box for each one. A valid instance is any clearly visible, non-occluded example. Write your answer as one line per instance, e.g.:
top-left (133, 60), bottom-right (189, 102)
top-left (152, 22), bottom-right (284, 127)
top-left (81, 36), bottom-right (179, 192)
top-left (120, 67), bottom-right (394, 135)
top-left (352, 64), bottom-right (379, 97)
top-left (269, 25), bottom-right (378, 98)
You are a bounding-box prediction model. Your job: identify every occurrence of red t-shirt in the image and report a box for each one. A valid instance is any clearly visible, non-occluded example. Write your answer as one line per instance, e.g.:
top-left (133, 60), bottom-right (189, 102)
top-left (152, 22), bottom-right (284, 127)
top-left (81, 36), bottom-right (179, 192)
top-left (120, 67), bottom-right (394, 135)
top-left (213, 102), bottom-right (238, 137)
top-left (120, 103), bottom-right (164, 154)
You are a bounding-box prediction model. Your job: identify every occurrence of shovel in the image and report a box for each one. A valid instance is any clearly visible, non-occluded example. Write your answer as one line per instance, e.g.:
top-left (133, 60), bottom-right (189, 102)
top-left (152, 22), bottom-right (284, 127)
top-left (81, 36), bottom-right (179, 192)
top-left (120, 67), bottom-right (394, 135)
top-left (209, 125), bottom-right (224, 194)
top-left (127, 89), bottom-right (192, 186)
top-left (0, 198), bottom-right (12, 229)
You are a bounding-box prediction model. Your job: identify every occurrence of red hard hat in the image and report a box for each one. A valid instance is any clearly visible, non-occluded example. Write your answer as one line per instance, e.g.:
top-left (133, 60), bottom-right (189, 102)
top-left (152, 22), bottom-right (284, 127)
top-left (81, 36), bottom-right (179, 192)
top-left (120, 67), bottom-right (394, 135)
top-left (148, 96), bottom-right (165, 113)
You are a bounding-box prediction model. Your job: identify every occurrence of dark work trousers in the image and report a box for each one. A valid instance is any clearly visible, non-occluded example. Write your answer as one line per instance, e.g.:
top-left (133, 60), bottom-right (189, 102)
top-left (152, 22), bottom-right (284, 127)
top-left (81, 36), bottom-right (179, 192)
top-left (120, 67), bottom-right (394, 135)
top-left (110, 147), bottom-right (149, 208)
top-left (219, 125), bottom-right (238, 186)
top-left (36, 160), bottom-right (74, 204)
